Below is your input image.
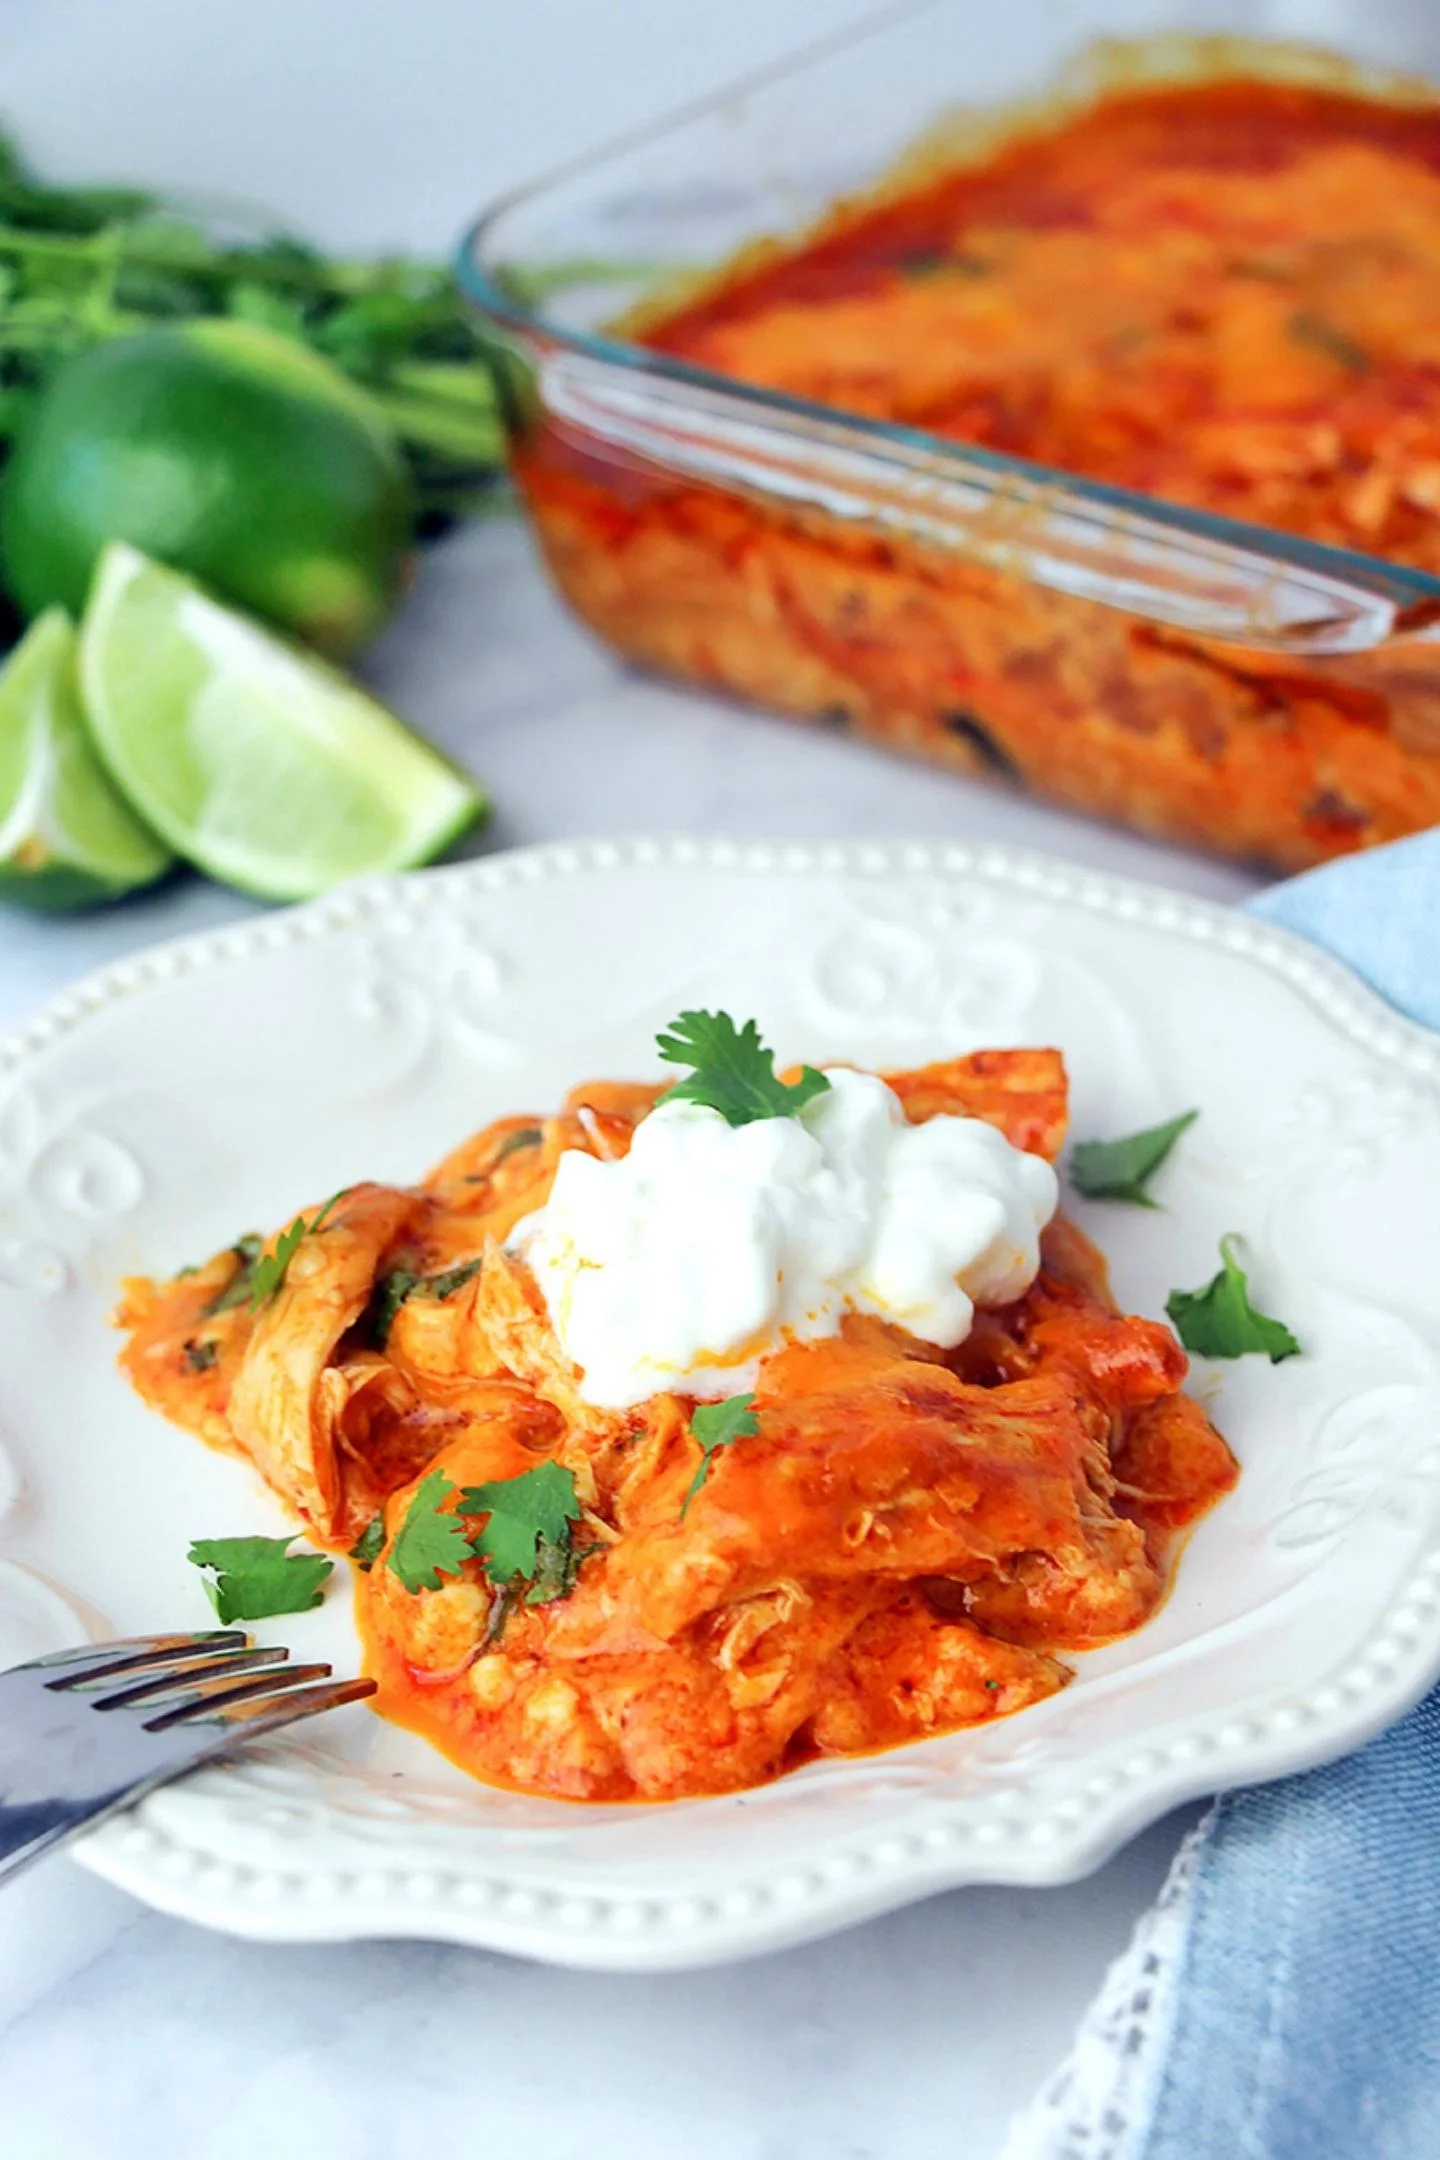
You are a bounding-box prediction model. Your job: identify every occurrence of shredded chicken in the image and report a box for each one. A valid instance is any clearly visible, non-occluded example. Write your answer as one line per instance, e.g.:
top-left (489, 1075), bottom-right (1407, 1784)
top-left (115, 1046), bottom-right (1237, 1801)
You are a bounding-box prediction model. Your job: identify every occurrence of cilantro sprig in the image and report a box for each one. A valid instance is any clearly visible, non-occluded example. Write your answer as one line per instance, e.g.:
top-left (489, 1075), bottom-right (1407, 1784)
top-left (247, 1188), bottom-right (351, 1311)
top-left (1070, 1110), bottom-right (1199, 1207)
top-left (656, 1010), bottom-right (830, 1126)
top-left (187, 1534), bottom-right (333, 1623)
top-left (201, 1233), bottom-right (263, 1316)
top-left (385, 1462), bottom-right (592, 1631)
top-left (681, 1393), bottom-right (760, 1517)
top-left (387, 1470), bottom-right (474, 1593)
top-left (1166, 1236), bottom-right (1301, 1363)
top-left (460, 1462), bottom-right (585, 1613)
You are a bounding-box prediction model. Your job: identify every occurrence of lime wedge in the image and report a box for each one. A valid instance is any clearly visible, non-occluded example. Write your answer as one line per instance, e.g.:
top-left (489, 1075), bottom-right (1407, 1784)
top-left (0, 607), bottom-right (173, 911)
top-left (77, 543), bottom-right (486, 901)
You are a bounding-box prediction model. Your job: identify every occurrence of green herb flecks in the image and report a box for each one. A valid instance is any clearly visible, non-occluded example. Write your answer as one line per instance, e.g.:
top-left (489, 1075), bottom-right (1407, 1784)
top-left (201, 1232), bottom-right (263, 1316)
top-left (1166, 1235), bottom-right (1301, 1363)
top-left (681, 1393), bottom-right (760, 1517)
top-left (1070, 1110), bottom-right (1199, 1207)
top-left (247, 1188), bottom-right (351, 1311)
top-left (493, 1125), bottom-right (543, 1167)
top-left (348, 1514), bottom-right (386, 1572)
top-left (369, 1267), bottom-right (422, 1348)
top-left (187, 1533), bottom-right (333, 1623)
top-left (182, 1337), bottom-right (219, 1373)
top-left (368, 1254), bottom-right (483, 1349)
top-left (1288, 310), bottom-right (1369, 374)
top-left (656, 1010), bottom-right (830, 1126)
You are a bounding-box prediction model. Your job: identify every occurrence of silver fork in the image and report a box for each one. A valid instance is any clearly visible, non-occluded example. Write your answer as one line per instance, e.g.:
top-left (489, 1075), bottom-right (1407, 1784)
top-left (0, 1631), bottom-right (376, 1883)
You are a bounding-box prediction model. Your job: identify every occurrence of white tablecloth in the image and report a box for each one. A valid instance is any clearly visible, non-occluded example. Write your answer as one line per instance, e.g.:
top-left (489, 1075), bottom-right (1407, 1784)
top-left (0, 3), bottom-right (1258, 2150)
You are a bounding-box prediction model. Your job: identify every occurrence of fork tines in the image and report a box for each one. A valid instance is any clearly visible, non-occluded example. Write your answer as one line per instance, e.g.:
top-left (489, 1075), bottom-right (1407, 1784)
top-left (41, 1632), bottom-right (375, 1730)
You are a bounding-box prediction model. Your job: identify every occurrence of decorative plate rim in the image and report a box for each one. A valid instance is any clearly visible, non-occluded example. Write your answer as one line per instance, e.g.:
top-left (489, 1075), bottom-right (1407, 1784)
top-left (5, 834), bottom-right (1435, 1969)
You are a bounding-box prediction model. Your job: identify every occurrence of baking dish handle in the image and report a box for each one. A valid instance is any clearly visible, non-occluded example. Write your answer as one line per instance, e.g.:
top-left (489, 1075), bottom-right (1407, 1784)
top-left (541, 349), bottom-right (1440, 662)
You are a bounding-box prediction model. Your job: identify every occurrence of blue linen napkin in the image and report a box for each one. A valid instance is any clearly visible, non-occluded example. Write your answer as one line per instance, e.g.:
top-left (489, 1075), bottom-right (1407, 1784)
top-left (1127, 831), bottom-right (1440, 2160)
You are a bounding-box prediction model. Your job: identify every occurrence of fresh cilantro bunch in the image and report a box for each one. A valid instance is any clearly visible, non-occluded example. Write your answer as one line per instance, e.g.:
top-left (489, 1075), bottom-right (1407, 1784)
top-left (657, 1010), bottom-right (830, 1125)
top-left (0, 128), bottom-right (505, 533)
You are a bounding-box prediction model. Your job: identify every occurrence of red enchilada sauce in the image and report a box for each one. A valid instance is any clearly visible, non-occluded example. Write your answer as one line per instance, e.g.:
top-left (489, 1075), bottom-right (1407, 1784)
top-left (645, 80), bottom-right (1440, 571)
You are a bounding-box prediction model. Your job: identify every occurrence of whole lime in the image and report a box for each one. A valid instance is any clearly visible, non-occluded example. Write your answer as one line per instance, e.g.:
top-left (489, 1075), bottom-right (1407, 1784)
top-left (0, 320), bottom-right (413, 658)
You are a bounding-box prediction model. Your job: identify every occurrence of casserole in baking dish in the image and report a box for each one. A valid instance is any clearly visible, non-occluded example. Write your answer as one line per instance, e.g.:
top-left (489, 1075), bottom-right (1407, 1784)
top-left (463, 13), bottom-right (1440, 869)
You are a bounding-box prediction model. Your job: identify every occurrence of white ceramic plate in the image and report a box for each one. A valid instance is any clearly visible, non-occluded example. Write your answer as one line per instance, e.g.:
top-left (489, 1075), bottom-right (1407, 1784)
top-left (3, 838), bottom-right (1439, 1970)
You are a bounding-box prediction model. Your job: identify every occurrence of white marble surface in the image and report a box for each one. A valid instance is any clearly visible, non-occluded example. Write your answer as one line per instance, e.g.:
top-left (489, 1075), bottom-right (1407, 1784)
top-left (0, 1), bottom-right (1261, 2152)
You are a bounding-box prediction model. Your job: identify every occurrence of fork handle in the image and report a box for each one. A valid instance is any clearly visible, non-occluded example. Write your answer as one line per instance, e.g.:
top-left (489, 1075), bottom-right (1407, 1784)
top-left (0, 1790), bottom-right (144, 1883)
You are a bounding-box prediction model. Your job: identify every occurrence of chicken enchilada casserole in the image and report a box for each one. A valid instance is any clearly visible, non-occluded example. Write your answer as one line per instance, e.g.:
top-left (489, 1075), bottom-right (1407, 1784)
top-left (501, 64), bottom-right (1440, 870)
top-left (117, 1022), bottom-right (1237, 1802)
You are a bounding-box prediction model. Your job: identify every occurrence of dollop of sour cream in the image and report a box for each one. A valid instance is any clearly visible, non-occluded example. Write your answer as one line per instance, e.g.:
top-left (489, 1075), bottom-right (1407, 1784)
top-left (513, 1067), bottom-right (1059, 1410)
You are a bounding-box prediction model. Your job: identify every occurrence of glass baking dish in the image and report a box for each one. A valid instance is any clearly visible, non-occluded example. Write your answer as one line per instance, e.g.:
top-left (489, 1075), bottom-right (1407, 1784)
top-left (458, 0), bottom-right (1440, 871)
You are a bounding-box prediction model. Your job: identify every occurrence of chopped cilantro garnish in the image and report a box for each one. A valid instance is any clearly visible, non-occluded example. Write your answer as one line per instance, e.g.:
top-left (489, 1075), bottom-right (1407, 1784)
top-left (1289, 309), bottom-right (1369, 373)
top-left (460, 1461), bottom-right (583, 1589)
top-left (1070, 1110), bottom-right (1199, 1207)
top-left (182, 1337), bottom-right (219, 1373)
top-left (493, 1126), bottom-right (543, 1167)
top-left (201, 1233), bottom-right (264, 1316)
top-left (425, 1257), bottom-right (485, 1301)
top-left (187, 1534), bottom-right (333, 1623)
top-left (524, 1534), bottom-right (603, 1610)
top-left (247, 1188), bottom-right (351, 1311)
top-left (656, 1010), bottom-right (830, 1127)
top-left (1166, 1236), bottom-right (1301, 1363)
top-left (369, 1267), bottom-right (423, 1348)
top-left (368, 1255), bottom-right (483, 1348)
top-left (680, 1393), bottom-right (760, 1517)
top-left (385, 1461), bottom-right (593, 1625)
top-left (387, 1470), bottom-right (473, 1593)
top-left (348, 1514), bottom-right (386, 1571)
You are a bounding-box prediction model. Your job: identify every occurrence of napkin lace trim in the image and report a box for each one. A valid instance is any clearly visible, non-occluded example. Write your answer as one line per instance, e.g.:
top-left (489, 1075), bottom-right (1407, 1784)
top-left (996, 1809), bottom-right (1215, 2160)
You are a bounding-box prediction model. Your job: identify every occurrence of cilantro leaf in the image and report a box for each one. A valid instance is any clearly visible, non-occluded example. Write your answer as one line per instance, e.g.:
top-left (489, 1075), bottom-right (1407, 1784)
top-left (386, 1470), bottom-right (473, 1593)
top-left (369, 1267), bottom-right (422, 1348)
top-left (464, 1127), bottom-right (544, 1187)
top-left (182, 1337), bottom-right (219, 1373)
top-left (493, 1126), bottom-right (543, 1167)
top-left (201, 1233), bottom-right (264, 1316)
top-left (368, 1255), bottom-right (483, 1348)
top-left (460, 1461), bottom-right (583, 1586)
top-left (248, 1188), bottom-right (352, 1311)
top-left (656, 1010), bottom-right (831, 1126)
top-left (1070, 1110), bottom-right (1199, 1206)
top-left (247, 1217), bottom-right (307, 1309)
top-left (1166, 1235), bottom-right (1301, 1362)
top-left (187, 1534), bottom-right (333, 1623)
top-left (525, 1533), bottom-right (604, 1610)
top-left (681, 1393), bottom-right (760, 1517)
top-left (426, 1257), bottom-right (485, 1301)
top-left (348, 1514), bottom-right (386, 1571)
